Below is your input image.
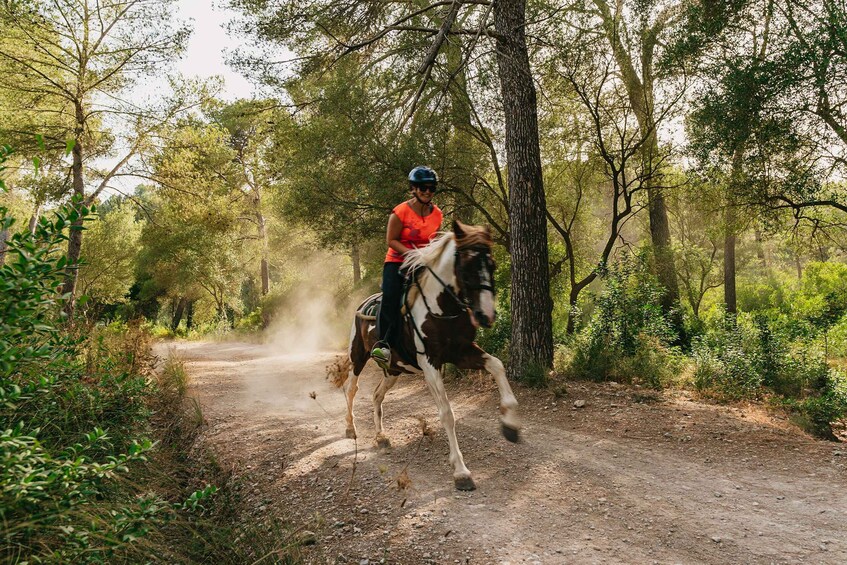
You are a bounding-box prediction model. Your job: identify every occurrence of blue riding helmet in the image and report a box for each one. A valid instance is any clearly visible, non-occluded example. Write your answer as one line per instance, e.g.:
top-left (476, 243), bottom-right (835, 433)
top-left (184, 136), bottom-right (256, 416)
top-left (408, 165), bottom-right (438, 186)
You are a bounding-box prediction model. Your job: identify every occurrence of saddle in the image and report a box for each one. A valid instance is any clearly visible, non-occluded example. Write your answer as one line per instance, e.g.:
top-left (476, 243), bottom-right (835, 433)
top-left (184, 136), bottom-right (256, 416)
top-left (355, 268), bottom-right (422, 321)
top-left (356, 293), bottom-right (382, 321)
top-left (355, 268), bottom-right (424, 369)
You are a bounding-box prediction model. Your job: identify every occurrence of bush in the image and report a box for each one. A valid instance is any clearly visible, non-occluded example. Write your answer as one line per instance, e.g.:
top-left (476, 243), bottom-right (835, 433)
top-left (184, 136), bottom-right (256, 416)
top-left (0, 202), bottom-right (221, 562)
top-left (692, 309), bottom-right (847, 437)
top-left (558, 253), bottom-right (681, 387)
top-left (789, 369), bottom-right (847, 440)
top-left (476, 306), bottom-right (511, 360)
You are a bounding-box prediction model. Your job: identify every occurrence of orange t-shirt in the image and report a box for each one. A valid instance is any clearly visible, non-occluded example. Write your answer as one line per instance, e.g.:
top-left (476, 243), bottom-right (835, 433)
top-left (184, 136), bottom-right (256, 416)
top-left (384, 202), bottom-right (443, 263)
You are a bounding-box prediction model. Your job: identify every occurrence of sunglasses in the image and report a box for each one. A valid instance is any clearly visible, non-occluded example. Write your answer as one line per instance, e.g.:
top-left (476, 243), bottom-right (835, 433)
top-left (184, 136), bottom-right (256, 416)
top-left (416, 184), bottom-right (437, 193)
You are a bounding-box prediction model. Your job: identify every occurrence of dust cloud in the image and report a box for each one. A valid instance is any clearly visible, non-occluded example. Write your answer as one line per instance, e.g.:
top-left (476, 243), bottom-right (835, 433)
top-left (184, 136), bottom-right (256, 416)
top-left (263, 250), bottom-right (375, 355)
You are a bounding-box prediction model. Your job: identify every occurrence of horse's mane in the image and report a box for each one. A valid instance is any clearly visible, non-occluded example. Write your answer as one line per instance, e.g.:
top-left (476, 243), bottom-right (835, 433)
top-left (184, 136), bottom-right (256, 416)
top-left (403, 231), bottom-right (453, 271)
top-left (403, 225), bottom-right (494, 273)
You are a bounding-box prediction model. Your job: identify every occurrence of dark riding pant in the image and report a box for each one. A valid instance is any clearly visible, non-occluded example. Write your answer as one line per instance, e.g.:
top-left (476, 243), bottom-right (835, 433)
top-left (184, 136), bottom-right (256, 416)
top-left (377, 262), bottom-right (405, 348)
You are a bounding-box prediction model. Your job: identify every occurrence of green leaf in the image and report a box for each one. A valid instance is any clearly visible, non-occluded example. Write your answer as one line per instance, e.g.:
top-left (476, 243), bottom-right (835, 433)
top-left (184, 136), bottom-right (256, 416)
top-left (35, 133), bottom-right (45, 150)
top-left (65, 138), bottom-right (76, 156)
top-left (32, 156), bottom-right (41, 175)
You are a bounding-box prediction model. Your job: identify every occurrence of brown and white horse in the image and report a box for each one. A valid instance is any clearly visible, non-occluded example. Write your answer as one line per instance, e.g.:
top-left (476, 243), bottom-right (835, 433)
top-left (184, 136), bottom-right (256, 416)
top-left (342, 221), bottom-right (519, 491)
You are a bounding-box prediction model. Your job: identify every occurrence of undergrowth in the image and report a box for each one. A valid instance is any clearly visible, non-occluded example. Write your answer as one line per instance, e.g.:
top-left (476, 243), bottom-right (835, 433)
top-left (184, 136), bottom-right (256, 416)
top-left (0, 202), bottom-right (300, 562)
top-left (554, 253), bottom-right (847, 439)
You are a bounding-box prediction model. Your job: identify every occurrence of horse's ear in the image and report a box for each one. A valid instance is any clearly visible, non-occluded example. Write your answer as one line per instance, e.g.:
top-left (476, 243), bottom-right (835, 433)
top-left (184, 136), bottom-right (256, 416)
top-left (453, 220), bottom-right (466, 238)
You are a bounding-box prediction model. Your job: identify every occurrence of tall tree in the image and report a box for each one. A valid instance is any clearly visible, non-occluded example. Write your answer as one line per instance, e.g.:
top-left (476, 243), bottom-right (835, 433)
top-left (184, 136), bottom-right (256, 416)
top-left (591, 0), bottom-right (685, 322)
top-left (493, 0), bottom-right (553, 373)
top-left (76, 200), bottom-right (142, 316)
top-left (209, 99), bottom-right (285, 295)
top-left (541, 47), bottom-right (665, 333)
top-left (139, 121), bottom-right (247, 324)
top-left (549, 0), bottom-right (745, 336)
top-left (231, 0), bottom-right (554, 374)
top-left (0, 0), bottom-right (190, 317)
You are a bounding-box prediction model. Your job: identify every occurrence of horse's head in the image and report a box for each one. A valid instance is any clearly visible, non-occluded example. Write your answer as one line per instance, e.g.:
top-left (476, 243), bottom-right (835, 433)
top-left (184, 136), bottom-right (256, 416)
top-left (452, 220), bottom-right (496, 329)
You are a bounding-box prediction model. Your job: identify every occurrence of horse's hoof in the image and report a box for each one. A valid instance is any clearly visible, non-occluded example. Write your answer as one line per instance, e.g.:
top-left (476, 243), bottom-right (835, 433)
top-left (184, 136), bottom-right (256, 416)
top-left (501, 423), bottom-right (520, 443)
top-left (375, 435), bottom-right (391, 449)
top-left (454, 476), bottom-right (476, 491)
top-left (345, 428), bottom-right (357, 439)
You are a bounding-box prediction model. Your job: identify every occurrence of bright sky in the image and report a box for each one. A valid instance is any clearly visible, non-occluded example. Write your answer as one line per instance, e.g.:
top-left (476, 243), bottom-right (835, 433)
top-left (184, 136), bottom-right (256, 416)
top-left (174, 0), bottom-right (254, 100)
top-left (105, 1), bottom-right (257, 196)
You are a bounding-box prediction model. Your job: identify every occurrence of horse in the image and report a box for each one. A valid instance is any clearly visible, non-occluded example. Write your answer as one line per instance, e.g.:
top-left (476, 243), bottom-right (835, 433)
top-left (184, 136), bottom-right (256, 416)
top-left (340, 220), bottom-right (520, 491)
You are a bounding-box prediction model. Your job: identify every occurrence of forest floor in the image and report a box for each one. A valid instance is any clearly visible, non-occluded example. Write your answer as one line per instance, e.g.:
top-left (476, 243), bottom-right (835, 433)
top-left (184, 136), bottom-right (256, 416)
top-left (158, 340), bottom-right (847, 565)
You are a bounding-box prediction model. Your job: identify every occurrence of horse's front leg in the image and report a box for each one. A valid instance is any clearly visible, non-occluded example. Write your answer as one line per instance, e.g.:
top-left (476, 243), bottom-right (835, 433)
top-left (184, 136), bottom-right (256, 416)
top-left (483, 353), bottom-right (520, 442)
top-left (372, 371), bottom-right (398, 448)
top-left (420, 360), bottom-right (475, 491)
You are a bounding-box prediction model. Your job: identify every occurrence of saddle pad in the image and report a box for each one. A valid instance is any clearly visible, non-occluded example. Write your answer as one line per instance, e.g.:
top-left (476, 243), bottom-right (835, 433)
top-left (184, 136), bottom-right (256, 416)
top-left (359, 292), bottom-right (382, 318)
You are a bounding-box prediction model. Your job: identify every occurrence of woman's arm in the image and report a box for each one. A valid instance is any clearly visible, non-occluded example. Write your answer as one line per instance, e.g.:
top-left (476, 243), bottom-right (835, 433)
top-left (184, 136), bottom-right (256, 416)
top-left (386, 212), bottom-right (409, 256)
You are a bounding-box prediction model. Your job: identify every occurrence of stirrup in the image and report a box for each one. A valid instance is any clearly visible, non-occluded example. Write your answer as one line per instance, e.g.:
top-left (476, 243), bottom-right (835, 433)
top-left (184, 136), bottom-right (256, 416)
top-left (371, 344), bottom-right (391, 370)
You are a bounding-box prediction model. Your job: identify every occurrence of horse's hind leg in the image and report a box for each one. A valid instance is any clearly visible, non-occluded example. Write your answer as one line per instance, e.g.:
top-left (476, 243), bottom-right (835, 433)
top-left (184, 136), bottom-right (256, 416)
top-left (421, 361), bottom-right (474, 491)
top-left (484, 354), bottom-right (520, 442)
top-left (373, 370), bottom-right (398, 448)
top-left (345, 317), bottom-right (370, 440)
top-left (344, 370), bottom-right (360, 439)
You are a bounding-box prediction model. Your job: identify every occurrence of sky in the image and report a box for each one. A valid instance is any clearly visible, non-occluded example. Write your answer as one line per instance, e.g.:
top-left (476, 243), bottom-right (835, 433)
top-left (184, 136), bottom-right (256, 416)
top-left (173, 0), bottom-right (254, 100)
top-left (105, 1), bottom-right (258, 195)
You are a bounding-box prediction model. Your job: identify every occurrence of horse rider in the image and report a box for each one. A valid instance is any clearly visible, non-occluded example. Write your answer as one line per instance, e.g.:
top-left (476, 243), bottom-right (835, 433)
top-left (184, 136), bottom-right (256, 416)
top-left (371, 166), bottom-right (444, 369)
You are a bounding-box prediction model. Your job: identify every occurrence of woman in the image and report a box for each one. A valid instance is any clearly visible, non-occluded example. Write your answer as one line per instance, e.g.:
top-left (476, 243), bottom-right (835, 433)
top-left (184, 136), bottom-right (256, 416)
top-left (372, 166), bottom-right (443, 368)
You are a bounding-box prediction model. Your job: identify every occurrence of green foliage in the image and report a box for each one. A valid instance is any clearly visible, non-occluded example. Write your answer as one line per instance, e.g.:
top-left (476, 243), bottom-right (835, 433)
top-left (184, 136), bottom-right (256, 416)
top-left (77, 201), bottom-right (143, 309)
top-left (692, 315), bottom-right (765, 400)
top-left (789, 369), bottom-right (847, 440)
top-left (559, 253), bottom-right (681, 387)
top-left (692, 309), bottom-right (847, 438)
top-left (0, 199), bottom-right (83, 377)
top-left (0, 204), bottom-right (220, 561)
top-left (734, 262), bottom-right (847, 340)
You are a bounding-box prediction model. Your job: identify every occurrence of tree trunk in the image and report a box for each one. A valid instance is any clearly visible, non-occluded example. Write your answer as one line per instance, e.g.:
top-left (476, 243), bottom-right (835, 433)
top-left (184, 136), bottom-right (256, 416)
top-left (647, 170), bottom-right (681, 308)
top-left (0, 225), bottom-right (8, 267)
top-left (595, 2), bottom-right (682, 336)
top-left (724, 227), bottom-right (737, 314)
top-left (351, 241), bottom-right (361, 284)
top-left (257, 206), bottom-right (270, 295)
top-left (28, 202), bottom-right (41, 234)
top-left (566, 287), bottom-right (579, 334)
top-left (186, 299), bottom-right (195, 329)
top-left (260, 257), bottom-right (270, 295)
top-left (724, 146), bottom-right (745, 313)
top-left (641, 121), bottom-right (681, 332)
top-left (62, 102), bottom-right (86, 319)
top-left (171, 297), bottom-right (187, 331)
top-left (494, 0), bottom-right (553, 378)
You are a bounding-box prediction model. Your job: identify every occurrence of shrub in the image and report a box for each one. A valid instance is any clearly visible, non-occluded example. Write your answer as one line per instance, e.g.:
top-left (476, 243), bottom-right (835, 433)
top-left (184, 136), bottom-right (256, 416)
top-left (559, 253), bottom-right (681, 387)
top-left (789, 368), bottom-right (847, 440)
top-left (823, 313), bottom-right (847, 358)
top-left (692, 309), bottom-right (847, 437)
top-left (0, 202), bottom-right (218, 561)
top-left (692, 323), bottom-right (764, 400)
top-left (476, 307), bottom-right (511, 360)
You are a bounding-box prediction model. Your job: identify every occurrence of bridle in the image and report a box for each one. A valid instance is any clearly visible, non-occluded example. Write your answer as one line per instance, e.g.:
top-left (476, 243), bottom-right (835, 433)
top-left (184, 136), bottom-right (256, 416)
top-left (406, 241), bottom-right (495, 323)
top-left (402, 240), bottom-right (495, 357)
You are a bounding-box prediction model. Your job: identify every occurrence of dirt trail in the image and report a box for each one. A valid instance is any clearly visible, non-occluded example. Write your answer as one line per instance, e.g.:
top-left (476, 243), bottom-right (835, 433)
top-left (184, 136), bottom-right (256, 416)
top-left (161, 340), bottom-right (847, 565)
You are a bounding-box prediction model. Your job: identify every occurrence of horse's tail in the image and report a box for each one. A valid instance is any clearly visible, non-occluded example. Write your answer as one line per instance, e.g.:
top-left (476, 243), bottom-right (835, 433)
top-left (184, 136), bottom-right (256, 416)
top-left (326, 353), bottom-right (351, 388)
